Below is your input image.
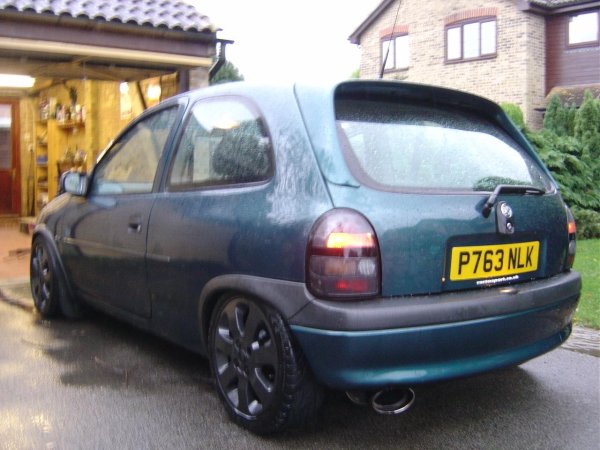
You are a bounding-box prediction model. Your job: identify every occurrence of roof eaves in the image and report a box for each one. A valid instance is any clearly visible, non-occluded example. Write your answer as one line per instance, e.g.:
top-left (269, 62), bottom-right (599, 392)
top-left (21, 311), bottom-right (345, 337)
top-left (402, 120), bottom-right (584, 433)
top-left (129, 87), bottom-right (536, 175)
top-left (349, 0), bottom-right (396, 44)
top-left (521, 0), bottom-right (600, 13)
top-left (530, 0), bottom-right (595, 7)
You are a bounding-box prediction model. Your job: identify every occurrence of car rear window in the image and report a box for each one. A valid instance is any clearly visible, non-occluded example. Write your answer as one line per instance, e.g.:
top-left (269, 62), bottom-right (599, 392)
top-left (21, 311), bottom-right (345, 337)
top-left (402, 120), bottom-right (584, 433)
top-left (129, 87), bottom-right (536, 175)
top-left (335, 99), bottom-right (553, 192)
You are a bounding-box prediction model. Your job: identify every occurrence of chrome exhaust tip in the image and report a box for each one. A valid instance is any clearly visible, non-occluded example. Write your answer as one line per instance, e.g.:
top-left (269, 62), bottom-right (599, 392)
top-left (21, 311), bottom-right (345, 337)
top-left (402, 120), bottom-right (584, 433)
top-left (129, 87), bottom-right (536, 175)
top-left (370, 387), bottom-right (415, 415)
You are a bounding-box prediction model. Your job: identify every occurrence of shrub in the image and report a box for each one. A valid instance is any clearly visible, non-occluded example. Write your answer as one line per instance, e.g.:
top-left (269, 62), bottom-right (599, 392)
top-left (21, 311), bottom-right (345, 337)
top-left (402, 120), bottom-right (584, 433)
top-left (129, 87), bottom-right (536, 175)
top-left (544, 95), bottom-right (569, 136)
top-left (574, 90), bottom-right (600, 184)
top-left (500, 103), bottom-right (526, 131)
top-left (518, 91), bottom-right (600, 239)
top-left (572, 207), bottom-right (600, 240)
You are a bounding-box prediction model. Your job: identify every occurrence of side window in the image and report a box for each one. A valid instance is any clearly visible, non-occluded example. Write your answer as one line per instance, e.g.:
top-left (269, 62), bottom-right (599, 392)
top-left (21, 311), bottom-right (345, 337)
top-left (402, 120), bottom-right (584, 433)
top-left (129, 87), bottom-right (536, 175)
top-left (92, 107), bottom-right (178, 195)
top-left (169, 98), bottom-right (272, 188)
top-left (446, 18), bottom-right (497, 62)
top-left (568, 11), bottom-right (599, 46)
top-left (381, 34), bottom-right (409, 71)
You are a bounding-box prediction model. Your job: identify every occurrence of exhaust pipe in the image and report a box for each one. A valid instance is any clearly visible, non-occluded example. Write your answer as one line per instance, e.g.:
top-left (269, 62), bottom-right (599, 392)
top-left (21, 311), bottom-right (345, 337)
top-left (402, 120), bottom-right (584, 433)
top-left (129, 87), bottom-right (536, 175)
top-left (371, 388), bottom-right (415, 415)
top-left (346, 387), bottom-right (415, 415)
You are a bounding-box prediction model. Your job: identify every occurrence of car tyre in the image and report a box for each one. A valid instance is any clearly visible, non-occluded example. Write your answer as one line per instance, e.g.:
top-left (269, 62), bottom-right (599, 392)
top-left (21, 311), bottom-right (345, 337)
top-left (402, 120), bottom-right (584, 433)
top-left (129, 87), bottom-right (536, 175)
top-left (208, 294), bottom-right (322, 434)
top-left (30, 236), bottom-right (83, 319)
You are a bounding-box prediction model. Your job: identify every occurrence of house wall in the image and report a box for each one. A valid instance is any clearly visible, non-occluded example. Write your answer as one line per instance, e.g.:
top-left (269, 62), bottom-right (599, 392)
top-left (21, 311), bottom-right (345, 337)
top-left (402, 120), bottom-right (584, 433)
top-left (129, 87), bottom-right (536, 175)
top-left (190, 67), bottom-right (210, 90)
top-left (357, 0), bottom-right (546, 128)
top-left (546, 11), bottom-right (600, 93)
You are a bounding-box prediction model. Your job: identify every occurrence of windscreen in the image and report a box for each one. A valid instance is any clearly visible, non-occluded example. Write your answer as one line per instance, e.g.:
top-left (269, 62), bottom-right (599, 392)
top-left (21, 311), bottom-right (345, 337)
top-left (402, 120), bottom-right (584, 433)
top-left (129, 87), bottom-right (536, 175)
top-left (336, 99), bottom-right (553, 192)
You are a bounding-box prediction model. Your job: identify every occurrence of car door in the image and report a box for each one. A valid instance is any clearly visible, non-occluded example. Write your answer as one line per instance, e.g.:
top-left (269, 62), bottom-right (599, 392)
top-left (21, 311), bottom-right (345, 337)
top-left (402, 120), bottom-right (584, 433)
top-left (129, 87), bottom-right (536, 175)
top-left (59, 105), bottom-right (180, 317)
top-left (146, 96), bottom-right (275, 346)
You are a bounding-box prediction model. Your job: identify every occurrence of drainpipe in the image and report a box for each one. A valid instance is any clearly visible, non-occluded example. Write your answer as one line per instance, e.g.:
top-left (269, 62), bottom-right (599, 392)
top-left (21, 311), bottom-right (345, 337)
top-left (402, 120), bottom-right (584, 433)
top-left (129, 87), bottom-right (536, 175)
top-left (209, 39), bottom-right (234, 82)
top-left (135, 81), bottom-right (147, 110)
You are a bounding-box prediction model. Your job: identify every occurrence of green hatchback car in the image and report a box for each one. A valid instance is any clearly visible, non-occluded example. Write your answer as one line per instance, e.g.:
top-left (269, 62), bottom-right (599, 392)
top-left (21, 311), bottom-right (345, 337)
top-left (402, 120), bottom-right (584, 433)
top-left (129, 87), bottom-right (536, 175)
top-left (32, 80), bottom-right (580, 434)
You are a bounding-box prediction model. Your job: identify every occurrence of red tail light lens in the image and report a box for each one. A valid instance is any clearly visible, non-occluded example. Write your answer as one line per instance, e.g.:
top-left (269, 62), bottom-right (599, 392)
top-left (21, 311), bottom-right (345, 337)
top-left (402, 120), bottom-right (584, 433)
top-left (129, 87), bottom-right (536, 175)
top-left (307, 209), bottom-right (380, 299)
top-left (565, 206), bottom-right (576, 270)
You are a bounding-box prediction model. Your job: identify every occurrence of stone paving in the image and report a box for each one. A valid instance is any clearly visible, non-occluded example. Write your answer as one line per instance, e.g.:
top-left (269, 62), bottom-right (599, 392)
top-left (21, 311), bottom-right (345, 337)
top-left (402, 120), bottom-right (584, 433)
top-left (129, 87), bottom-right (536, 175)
top-left (0, 222), bottom-right (31, 282)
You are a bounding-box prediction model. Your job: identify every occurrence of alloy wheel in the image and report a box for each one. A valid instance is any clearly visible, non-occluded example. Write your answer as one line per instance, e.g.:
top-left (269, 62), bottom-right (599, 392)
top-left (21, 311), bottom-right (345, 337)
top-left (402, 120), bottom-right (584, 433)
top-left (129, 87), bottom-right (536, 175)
top-left (31, 241), bottom-right (53, 310)
top-left (212, 298), bottom-right (279, 419)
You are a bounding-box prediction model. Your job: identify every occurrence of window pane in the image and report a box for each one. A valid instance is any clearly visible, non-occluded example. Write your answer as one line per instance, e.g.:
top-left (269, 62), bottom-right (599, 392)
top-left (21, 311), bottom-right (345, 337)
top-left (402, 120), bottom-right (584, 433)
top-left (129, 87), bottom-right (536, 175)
top-left (569, 12), bottom-right (599, 44)
top-left (382, 39), bottom-right (394, 70)
top-left (395, 35), bottom-right (409, 69)
top-left (481, 21), bottom-right (496, 54)
top-left (170, 99), bottom-right (271, 187)
top-left (335, 99), bottom-right (553, 192)
top-left (0, 105), bottom-right (11, 169)
top-left (93, 107), bottom-right (178, 194)
top-left (463, 22), bottom-right (480, 58)
top-left (447, 27), bottom-right (461, 60)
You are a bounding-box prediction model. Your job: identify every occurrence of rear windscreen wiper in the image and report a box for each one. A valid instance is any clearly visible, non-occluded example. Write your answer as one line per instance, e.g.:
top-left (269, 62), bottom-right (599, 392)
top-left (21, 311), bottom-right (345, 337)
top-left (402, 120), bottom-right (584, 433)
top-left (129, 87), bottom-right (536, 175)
top-left (482, 184), bottom-right (545, 217)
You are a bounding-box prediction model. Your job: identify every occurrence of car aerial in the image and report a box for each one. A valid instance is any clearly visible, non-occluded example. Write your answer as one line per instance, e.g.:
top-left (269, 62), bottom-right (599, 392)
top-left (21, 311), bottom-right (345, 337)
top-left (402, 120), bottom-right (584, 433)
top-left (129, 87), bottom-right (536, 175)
top-left (30, 79), bottom-right (581, 434)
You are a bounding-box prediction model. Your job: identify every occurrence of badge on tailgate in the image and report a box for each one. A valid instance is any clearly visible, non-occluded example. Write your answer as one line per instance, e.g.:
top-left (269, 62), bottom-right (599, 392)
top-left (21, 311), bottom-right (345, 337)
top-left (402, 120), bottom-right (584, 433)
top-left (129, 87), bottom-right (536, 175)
top-left (449, 241), bottom-right (540, 281)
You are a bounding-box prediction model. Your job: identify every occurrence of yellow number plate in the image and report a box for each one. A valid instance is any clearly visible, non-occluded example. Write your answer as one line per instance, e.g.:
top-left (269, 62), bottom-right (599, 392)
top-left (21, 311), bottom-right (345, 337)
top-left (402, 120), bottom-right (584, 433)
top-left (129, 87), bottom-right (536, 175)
top-left (449, 241), bottom-right (539, 281)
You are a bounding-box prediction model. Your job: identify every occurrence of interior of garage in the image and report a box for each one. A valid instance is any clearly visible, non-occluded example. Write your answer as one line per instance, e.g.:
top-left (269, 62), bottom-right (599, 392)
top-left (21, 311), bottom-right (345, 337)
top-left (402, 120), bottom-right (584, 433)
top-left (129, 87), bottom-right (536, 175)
top-left (0, 1), bottom-right (221, 220)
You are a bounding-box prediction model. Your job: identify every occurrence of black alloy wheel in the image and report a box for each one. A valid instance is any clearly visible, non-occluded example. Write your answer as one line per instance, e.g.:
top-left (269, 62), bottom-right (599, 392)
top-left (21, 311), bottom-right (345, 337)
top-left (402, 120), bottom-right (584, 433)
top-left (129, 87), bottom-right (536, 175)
top-left (30, 237), bottom-right (60, 316)
top-left (208, 295), bottom-right (322, 434)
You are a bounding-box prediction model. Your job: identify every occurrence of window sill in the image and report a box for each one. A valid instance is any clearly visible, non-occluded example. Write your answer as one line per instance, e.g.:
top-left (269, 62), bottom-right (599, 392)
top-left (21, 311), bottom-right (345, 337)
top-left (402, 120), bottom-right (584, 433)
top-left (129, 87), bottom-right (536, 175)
top-left (382, 67), bottom-right (410, 74)
top-left (444, 54), bottom-right (497, 64)
top-left (566, 42), bottom-right (599, 50)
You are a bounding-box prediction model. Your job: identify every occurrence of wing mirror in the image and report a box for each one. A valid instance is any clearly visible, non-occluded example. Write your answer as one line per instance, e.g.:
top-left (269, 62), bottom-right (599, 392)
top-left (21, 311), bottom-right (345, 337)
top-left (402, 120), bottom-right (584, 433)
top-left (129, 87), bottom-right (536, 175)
top-left (60, 171), bottom-right (88, 196)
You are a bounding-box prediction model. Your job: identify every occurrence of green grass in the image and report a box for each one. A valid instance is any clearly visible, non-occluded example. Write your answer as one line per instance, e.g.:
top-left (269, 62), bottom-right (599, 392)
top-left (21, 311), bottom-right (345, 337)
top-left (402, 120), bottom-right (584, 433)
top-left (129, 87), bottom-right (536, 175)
top-left (573, 239), bottom-right (600, 329)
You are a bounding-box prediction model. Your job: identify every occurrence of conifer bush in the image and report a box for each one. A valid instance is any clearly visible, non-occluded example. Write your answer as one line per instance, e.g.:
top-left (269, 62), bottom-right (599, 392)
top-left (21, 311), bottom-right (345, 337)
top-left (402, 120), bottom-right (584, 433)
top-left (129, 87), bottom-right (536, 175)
top-left (502, 92), bottom-right (600, 238)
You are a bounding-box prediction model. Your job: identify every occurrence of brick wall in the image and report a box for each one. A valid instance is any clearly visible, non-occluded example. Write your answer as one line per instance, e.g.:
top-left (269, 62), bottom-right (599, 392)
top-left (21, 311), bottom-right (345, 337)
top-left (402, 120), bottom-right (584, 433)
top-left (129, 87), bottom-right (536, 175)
top-left (357, 0), bottom-right (546, 128)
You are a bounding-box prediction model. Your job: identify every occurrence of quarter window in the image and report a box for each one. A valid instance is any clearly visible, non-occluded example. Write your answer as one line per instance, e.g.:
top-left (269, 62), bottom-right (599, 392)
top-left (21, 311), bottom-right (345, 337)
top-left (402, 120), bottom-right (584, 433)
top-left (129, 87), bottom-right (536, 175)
top-left (92, 107), bottom-right (178, 195)
top-left (382, 34), bottom-right (410, 70)
top-left (568, 12), bottom-right (599, 45)
top-left (446, 19), bottom-right (496, 61)
top-left (169, 98), bottom-right (272, 188)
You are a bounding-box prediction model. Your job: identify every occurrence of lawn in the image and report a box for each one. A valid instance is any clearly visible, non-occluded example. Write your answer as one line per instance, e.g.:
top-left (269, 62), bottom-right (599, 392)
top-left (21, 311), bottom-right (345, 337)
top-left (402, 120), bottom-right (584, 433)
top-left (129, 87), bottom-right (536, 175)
top-left (573, 239), bottom-right (600, 329)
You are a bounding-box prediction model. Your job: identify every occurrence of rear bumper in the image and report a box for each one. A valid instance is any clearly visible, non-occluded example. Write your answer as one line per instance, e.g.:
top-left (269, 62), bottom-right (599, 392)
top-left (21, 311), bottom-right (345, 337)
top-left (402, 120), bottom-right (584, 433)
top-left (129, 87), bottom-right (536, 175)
top-left (289, 271), bottom-right (580, 389)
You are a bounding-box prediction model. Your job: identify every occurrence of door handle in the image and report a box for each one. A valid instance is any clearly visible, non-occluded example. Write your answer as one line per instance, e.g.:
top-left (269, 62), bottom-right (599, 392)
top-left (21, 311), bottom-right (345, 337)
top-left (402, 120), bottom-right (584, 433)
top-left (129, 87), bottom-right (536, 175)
top-left (128, 215), bottom-right (143, 233)
top-left (128, 222), bottom-right (142, 233)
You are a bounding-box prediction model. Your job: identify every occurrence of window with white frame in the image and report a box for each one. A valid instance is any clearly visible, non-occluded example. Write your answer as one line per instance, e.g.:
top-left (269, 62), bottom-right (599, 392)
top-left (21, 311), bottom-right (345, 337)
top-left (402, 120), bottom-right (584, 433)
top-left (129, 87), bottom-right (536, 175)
top-left (568, 11), bottom-right (599, 46)
top-left (381, 34), bottom-right (410, 70)
top-left (446, 19), bottom-right (496, 61)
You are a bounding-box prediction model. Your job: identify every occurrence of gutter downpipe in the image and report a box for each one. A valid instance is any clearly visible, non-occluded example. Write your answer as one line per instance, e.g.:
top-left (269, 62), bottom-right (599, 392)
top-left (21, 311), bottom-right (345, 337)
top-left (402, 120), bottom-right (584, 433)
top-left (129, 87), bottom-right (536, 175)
top-left (209, 39), bottom-right (234, 82)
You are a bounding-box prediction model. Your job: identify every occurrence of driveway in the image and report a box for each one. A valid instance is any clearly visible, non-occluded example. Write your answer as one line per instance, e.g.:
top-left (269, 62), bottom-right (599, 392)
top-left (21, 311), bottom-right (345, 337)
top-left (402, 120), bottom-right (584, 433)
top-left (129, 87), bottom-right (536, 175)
top-left (0, 282), bottom-right (598, 449)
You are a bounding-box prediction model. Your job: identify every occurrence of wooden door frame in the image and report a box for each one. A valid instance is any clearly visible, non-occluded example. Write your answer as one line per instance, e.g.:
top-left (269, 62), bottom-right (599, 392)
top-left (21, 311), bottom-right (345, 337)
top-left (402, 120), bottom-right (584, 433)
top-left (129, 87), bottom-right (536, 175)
top-left (0, 98), bottom-right (21, 215)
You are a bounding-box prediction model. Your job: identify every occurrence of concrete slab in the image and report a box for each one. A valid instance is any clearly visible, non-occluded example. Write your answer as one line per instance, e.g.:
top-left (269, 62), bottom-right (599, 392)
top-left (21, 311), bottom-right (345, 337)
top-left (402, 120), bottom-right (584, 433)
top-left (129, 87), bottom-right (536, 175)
top-left (0, 223), bottom-right (31, 281)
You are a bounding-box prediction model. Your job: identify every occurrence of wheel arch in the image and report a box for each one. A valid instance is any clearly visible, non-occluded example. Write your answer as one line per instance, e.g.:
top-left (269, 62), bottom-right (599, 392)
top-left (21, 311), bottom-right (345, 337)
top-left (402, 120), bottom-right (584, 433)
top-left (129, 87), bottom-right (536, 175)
top-left (197, 275), bottom-right (311, 354)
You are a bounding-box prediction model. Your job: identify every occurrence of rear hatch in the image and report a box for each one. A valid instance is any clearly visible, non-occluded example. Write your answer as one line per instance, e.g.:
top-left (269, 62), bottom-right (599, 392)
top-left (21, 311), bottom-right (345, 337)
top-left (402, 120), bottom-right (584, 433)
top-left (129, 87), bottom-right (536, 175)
top-left (299, 81), bottom-right (571, 297)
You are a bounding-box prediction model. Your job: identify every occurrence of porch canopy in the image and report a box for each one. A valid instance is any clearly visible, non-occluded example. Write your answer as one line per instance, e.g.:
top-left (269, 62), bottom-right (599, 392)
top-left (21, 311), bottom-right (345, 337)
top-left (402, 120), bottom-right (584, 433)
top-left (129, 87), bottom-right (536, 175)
top-left (0, 0), bottom-right (218, 89)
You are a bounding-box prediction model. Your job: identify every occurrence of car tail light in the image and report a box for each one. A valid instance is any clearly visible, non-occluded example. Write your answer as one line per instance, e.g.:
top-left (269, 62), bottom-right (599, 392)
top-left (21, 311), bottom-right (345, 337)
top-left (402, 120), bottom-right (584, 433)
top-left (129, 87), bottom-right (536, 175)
top-left (307, 208), bottom-right (380, 299)
top-left (565, 206), bottom-right (576, 270)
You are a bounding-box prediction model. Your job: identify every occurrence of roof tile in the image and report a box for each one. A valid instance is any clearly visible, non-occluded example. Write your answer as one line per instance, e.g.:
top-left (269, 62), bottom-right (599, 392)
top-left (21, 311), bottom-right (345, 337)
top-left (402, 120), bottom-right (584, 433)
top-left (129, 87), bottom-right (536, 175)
top-left (0, 0), bottom-right (216, 33)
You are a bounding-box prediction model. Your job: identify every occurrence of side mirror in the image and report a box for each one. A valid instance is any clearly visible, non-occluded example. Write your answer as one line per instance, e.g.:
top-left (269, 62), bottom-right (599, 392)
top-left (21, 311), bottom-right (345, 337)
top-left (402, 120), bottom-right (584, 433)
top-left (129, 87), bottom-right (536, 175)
top-left (61, 171), bottom-right (88, 196)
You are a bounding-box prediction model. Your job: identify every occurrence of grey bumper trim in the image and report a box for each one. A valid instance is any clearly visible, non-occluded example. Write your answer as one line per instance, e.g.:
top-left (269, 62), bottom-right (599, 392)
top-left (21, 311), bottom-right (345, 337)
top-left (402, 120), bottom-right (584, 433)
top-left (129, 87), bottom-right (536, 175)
top-left (289, 271), bottom-right (581, 331)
